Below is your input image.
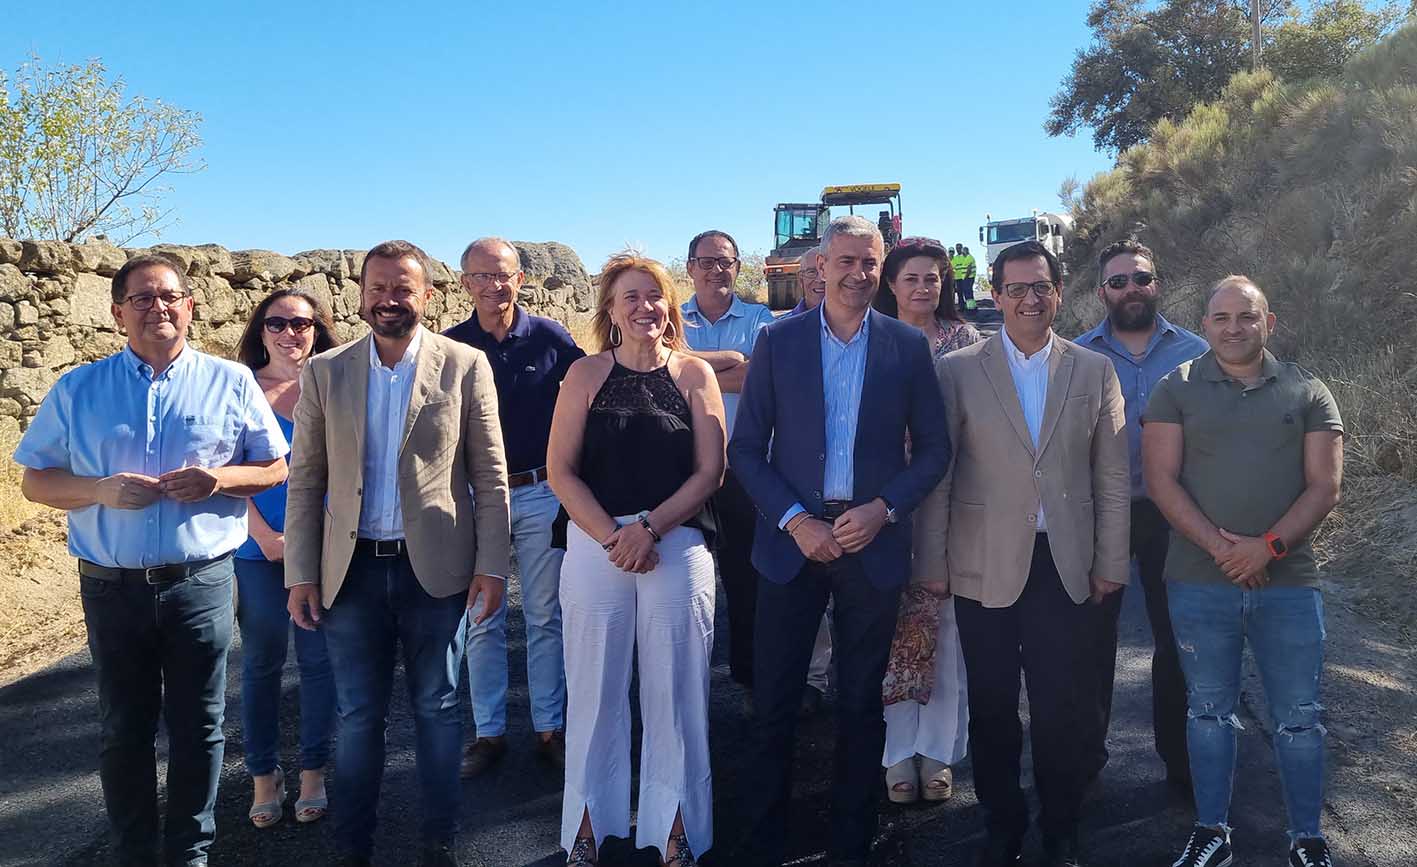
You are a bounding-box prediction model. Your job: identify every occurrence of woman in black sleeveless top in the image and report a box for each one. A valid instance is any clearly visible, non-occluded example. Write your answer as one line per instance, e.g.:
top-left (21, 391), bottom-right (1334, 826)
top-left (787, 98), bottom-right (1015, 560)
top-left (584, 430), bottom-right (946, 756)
top-left (547, 254), bottom-right (726, 867)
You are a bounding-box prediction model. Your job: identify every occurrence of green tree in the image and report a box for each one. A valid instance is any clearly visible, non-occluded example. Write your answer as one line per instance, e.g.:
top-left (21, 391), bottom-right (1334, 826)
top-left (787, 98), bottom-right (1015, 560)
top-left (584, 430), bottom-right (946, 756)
top-left (1047, 0), bottom-right (1405, 154)
top-left (0, 55), bottom-right (204, 243)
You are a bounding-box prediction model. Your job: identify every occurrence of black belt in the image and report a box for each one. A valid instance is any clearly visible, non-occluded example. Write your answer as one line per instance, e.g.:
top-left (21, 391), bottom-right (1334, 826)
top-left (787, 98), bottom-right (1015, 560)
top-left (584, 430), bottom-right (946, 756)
top-left (79, 553), bottom-right (228, 586)
top-left (821, 500), bottom-right (852, 520)
top-left (508, 466), bottom-right (549, 489)
top-left (354, 538), bottom-right (407, 558)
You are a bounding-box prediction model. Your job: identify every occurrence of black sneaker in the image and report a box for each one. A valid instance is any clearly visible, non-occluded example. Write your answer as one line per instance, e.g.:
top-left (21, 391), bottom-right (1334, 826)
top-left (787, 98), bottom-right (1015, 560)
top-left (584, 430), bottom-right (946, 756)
top-left (1290, 837), bottom-right (1334, 867)
top-left (1172, 826), bottom-right (1233, 867)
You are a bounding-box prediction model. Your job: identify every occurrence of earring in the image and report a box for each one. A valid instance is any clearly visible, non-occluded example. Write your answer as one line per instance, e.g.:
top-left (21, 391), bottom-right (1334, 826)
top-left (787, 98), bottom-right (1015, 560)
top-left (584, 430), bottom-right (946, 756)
top-left (609, 324), bottom-right (623, 347)
top-left (662, 319), bottom-right (678, 345)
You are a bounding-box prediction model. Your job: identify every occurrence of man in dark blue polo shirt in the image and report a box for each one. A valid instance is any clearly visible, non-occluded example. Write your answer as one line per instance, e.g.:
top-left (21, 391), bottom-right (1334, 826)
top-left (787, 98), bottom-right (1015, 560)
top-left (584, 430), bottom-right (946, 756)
top-left (444, 237), bottom-right (585, 777)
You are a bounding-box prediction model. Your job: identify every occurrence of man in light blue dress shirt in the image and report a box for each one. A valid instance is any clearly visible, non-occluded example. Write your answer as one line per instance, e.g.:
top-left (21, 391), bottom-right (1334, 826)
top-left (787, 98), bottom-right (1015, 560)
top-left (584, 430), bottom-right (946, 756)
top-left (1075, 239), bottom-right (1208, 791)
top-left (680, 229), bottom-right (778, 702)
top-left (15, 254), bottom-right (289, 867)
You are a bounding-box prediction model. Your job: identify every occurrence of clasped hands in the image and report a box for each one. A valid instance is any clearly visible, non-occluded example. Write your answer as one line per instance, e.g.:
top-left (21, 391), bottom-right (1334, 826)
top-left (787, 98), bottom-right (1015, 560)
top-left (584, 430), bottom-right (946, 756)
top-left (788, 499), bottom-right (889, 563)
top-left (603, 519), bottom-right (660, 574)
top-left (1209, 528), bottom-right (1273, 589)
top-left (95, 466), bottom-right (221, 509)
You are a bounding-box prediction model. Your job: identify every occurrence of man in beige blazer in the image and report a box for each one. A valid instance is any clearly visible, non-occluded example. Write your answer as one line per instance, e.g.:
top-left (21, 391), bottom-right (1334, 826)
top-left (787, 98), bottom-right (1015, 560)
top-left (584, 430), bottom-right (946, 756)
top-left (914, 241), bottom-right (1129, 867)
top-left (284, 240), bottom-right (511, 867)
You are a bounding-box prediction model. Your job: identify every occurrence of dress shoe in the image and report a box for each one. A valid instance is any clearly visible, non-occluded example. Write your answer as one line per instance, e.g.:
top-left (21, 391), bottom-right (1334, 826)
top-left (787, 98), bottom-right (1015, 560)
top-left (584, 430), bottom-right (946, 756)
top-left (536, 729), bottom-right (567, 768)
top-left (799, 685), bottom-right (824, 717)
top-left (418, 843), bottom-right (460, 866)
top-left (459, 735), bottom-right (507, 779)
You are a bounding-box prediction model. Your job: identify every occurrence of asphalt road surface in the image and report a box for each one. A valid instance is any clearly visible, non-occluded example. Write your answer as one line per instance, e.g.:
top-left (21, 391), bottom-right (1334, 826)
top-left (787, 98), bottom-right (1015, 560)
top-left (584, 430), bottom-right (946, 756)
top-left (0, 570), bottom-right (1409, 866)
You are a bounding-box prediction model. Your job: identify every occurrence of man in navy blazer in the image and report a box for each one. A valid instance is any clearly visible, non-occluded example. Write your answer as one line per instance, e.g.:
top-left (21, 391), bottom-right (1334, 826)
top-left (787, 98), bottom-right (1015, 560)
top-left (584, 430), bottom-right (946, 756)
top-left (728, 216), bottom-right (950, 866)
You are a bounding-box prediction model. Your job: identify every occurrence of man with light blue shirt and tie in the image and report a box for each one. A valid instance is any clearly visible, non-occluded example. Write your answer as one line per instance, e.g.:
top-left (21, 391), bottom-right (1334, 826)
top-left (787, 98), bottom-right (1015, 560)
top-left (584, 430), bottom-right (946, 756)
top-left (15, 253), bottom-right (290, 867)
top-left (728, 216), bottom-right (950, 867)
top-left (1075, 238), bottom-right (1208, 791)
top-left (680, 229), bottom-right (777, 703)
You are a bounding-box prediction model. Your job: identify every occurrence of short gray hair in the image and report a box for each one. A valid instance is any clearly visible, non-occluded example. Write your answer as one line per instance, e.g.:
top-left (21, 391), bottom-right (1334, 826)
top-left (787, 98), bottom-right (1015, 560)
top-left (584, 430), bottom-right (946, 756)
top-left (460, 236), bottom-right (520, 272)
top-left (819, 215), bottom-right (882, 258)
top-left (796, 246), bottom-right (819, 267)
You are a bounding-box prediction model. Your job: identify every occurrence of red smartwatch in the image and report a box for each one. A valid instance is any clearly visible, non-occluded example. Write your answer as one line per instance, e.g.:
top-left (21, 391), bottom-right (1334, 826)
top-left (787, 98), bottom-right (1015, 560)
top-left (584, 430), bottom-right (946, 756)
top-left (1263, 531), bottom-right (1288, 560)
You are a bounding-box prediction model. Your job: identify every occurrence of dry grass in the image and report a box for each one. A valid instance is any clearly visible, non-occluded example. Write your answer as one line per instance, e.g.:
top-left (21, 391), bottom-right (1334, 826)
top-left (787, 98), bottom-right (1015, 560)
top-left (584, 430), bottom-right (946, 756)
top-left (0, 428), bottom-right (45, 532)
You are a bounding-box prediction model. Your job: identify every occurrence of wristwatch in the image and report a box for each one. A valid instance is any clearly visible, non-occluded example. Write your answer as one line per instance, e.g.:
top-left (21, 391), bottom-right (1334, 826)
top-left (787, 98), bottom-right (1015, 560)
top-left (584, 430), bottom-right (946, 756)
top-left (1263, 531), bottom-right (1288, 560)
top-left (882, 498), bottom-right (898, 525)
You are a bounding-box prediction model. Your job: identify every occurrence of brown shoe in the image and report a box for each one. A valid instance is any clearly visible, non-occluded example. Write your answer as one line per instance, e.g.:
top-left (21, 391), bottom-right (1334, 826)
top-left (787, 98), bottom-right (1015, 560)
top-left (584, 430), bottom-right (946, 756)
top-left (459, 736), bottom-right (508, 779)
top-left (536, 730), bottom-right (566, 768)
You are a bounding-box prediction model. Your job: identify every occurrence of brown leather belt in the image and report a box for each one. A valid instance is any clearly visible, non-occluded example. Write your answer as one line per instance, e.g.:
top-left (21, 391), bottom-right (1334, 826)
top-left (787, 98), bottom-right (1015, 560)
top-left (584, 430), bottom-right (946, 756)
top-left (79, 553), bottom-right (228, 585)
top-left (508, 466), bottom-right (549, 489)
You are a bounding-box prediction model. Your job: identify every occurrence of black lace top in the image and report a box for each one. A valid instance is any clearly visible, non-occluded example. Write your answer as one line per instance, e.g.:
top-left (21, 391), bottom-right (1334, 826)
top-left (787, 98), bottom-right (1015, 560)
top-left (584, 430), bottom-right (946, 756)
top-left (553, 354), bottom-right (715, 548)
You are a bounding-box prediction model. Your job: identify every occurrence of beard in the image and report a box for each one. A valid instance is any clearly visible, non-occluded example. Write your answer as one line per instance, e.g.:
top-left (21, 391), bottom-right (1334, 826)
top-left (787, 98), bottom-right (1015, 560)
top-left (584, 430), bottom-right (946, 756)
top-left (365, 304), bottom-right (419, 338)
top-left (1107, 292), bottom-right (1158, 332)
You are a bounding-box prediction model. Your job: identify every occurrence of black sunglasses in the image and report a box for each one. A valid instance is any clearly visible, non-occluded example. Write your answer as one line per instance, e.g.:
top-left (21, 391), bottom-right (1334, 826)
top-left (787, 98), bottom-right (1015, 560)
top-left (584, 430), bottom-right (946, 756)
top-left (263, 316), bottom-right (315, 334)
top-left (1103, 271), bottom-right (1156, 290)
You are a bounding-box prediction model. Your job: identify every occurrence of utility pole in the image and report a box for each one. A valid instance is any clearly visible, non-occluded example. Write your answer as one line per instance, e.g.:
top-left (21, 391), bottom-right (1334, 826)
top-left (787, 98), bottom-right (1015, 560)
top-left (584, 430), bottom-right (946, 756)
top-left (1251, 0), bottom-right (1263, 71)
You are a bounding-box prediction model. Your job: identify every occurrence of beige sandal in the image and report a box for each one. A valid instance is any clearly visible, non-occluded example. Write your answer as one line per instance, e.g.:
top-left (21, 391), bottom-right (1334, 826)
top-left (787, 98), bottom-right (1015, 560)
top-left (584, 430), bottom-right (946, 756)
top-left (920, 757), bottom-right (953, 802)
top-left (885, 756), bottom-right (919, 803)
top-left (248, 767), bottom-right (286, 828)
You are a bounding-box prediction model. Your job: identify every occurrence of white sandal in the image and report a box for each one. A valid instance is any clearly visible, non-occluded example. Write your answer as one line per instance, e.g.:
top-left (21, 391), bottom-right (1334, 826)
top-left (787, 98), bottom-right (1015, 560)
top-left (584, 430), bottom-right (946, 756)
top-left (885, 756), bottom-right (919, 803)
top-left (919, 757), bottom-right (953, 802)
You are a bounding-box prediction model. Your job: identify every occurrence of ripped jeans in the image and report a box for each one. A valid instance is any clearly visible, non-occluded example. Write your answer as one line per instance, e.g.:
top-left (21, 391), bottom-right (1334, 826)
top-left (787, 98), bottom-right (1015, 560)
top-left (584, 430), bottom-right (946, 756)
top-left (1168, 581), bottom-right (1327, 840)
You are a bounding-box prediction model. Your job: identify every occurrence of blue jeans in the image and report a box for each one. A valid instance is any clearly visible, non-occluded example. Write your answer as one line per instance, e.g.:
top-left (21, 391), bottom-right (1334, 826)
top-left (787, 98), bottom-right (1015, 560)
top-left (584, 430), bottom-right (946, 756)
top-left (80, 555), bottom-right (234, 867)
top-left (234, 556), bottom-right (335, 776)
top-left (463, 481), bottom-right (566, 735)
top-left (1168, 581), bottom-right (1327, 840)
top-left (321, 548), bottom-right (468, 857)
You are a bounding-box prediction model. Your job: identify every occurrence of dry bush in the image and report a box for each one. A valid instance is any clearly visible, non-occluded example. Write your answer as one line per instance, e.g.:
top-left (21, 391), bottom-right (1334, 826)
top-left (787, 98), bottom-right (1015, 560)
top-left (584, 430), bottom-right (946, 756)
top-left (0, 428), bottom-right (45, 533)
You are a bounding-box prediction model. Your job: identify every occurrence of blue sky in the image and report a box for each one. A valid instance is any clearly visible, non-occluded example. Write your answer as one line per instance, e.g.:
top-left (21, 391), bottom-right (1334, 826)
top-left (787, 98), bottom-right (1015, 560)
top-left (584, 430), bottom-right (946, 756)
top-left (4, 0), bottom-right (1113, 271)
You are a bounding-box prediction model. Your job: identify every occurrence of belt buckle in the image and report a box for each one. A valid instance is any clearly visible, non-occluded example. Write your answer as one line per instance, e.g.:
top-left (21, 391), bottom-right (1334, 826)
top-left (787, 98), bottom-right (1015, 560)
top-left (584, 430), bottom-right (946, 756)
top-left (373, 539), bottom-right (401, 558)
top-left (143, 566), bottom-right (167, 585)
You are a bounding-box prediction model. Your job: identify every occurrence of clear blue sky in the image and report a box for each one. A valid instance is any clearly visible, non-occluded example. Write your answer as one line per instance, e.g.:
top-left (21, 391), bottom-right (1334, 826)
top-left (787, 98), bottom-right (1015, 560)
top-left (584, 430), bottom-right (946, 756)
top-left (4, 0), bottom-right (1113, 271)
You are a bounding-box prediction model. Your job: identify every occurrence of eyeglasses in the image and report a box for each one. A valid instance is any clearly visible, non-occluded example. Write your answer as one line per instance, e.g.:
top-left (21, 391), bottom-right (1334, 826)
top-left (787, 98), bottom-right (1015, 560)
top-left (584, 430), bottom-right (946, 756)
top-left (688, 256), bottom-right (739, 272)
top-left (263, 316), bottom-right (316, 334)
top-left (1001, 281), bottom-right (1058, 299)
top-left (1103, 271), bottom-right (1156, 290)
top-left (121, 292), bottom-right (189, 311)
top-left (797, 268), bottom-right (819, 280)
top-left (466, 271), bottom-right (519, 287)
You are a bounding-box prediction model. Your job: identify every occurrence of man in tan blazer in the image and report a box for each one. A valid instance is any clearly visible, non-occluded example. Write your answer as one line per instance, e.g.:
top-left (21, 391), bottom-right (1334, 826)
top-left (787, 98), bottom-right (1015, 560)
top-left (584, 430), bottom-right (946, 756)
top-left (914, 241), bottom-right (1129, 867)
top-left (284, 240), bottom-right (511, 867)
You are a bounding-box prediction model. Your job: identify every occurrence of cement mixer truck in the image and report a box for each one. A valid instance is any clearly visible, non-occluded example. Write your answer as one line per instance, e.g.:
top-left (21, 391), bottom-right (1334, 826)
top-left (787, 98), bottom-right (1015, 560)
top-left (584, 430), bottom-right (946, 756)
top-left (979, 210), bottom-right (1073, 268)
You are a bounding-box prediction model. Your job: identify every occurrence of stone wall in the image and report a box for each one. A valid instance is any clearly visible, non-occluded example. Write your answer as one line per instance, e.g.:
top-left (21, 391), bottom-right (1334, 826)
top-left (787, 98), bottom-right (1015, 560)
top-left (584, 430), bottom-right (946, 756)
top-left (0, 237), bottom-right (595, 438)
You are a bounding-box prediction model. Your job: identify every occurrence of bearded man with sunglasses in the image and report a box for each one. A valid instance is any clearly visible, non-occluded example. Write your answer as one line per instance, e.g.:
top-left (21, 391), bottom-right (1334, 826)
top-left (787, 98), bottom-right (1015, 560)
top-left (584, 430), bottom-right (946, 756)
top-left (1076, 239), bottom-right (1208, 796)
top-left (913, 241), bottom-right (1130, 867)
top-left (15, 253), bottom-right (290, 866)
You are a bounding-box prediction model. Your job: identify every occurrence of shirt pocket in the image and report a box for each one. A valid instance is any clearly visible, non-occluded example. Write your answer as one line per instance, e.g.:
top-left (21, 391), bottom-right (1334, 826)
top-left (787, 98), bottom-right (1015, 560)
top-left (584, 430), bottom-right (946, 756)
top-left (180, 414), bottom-right (236, 468)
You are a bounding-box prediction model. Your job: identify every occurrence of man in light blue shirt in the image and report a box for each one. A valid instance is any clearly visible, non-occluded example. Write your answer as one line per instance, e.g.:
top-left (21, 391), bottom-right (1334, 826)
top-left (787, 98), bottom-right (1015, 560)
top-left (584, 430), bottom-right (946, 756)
top-left (15, 253), bottom-right (288, 867)
top-left (680, 229), bottom-right (777, 703)
top-left (1075, 238), bottom-right (1208, 793)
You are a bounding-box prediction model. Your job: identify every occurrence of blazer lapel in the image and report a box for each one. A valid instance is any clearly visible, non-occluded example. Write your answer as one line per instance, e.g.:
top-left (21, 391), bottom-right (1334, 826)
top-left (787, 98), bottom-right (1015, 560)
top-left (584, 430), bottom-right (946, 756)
top-left (344, 336), bottom-right (370, 473)
top-left (399, 336), bottom-right (445, 455)
top-left (981, 336), bottom-right (1036, 458)
top-left (1035, 339), bottom-right (1075, 462)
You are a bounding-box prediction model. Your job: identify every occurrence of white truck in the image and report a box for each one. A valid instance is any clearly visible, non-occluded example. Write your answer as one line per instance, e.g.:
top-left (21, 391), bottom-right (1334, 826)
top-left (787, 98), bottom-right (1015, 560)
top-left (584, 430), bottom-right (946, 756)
top-left (979, 210), bottom-right (1073, 269)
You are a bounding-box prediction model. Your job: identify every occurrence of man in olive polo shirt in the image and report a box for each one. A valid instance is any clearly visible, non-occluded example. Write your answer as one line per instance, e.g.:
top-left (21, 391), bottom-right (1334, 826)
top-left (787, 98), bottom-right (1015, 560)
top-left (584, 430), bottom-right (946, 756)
top-left (1142, 276), bottom-right (1343, 867)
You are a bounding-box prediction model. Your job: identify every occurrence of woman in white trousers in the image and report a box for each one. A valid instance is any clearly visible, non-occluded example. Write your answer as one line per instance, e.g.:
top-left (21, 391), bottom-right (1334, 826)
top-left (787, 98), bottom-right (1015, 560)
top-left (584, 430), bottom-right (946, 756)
top-left (547, 253), bottom-right (726, 867)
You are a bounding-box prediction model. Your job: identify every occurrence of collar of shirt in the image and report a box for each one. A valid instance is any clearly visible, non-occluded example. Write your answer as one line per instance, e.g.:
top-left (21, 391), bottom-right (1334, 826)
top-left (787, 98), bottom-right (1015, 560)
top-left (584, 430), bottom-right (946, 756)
top-left (121, 343), bottom-right (195, 381)
top-left (1079, 313), bottom-right (1182, 362)
top-left (999, 325), bottom-right (1053, 373)
top-left (1199, 348), bottom-right (1282, 384)
top-left (367, 324), bottom-right (423, 371)
top-left (819, 302), bottom-right (870, 348)
top-left (682, 292), bottom-right (747, 325)
top-left (462, 305), bottom-right (531, 345)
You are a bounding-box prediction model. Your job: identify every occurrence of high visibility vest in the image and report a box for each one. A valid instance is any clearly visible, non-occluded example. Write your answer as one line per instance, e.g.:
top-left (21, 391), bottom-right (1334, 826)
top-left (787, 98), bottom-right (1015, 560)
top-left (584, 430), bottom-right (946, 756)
top-left (961, 254), bottom-right (977, 280)
top-left (951, 255), bottom-right (967, 282)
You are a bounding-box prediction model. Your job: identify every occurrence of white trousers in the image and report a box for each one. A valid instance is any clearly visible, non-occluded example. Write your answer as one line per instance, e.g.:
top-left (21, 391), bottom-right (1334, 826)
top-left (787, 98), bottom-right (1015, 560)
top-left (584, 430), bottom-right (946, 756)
top-left (560, 519), bottom-right (716, 860)
top-left (882, 595), bottom-right (970, 767)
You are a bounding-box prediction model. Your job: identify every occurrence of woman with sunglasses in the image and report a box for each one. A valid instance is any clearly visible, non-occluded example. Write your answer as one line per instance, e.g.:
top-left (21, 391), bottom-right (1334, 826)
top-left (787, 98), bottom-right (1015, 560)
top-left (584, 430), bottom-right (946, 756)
top-left (232, 288), bottom-right (338, 828)
top-left (873, 237), bottom-right (978, 804)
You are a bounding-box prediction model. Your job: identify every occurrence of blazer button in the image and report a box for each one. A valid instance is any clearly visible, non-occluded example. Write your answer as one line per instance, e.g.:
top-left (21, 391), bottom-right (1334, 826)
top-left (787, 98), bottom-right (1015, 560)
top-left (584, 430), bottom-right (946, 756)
top-left (818, 453), bottom-right (825, 461)
top-left (357, 487), bottom-right (363, 496)
top-left (1027, 513), bottom-right (1037, 524)
top-left (813, 491), bottom-right (822, 500)
top-left (349, 531), bottom-right (356, 539)
top-left (1034, 470), bottom-right (1043, 479)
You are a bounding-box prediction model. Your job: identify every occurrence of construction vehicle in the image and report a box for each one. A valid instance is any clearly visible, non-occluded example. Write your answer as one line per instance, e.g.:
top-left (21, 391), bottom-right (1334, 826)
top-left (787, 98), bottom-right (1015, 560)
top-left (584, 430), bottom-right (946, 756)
top-left (978, 210), bottom-right (1073, 268)
top-left (765, 183), bottom-right (903, 309)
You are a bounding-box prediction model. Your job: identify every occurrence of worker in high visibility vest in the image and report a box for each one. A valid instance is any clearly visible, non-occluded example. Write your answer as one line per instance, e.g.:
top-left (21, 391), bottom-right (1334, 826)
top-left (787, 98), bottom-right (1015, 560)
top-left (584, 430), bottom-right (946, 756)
top-left (951, 245), bottom-right (972, 316)
top-left (957, 245), bottom-right (978, 314)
